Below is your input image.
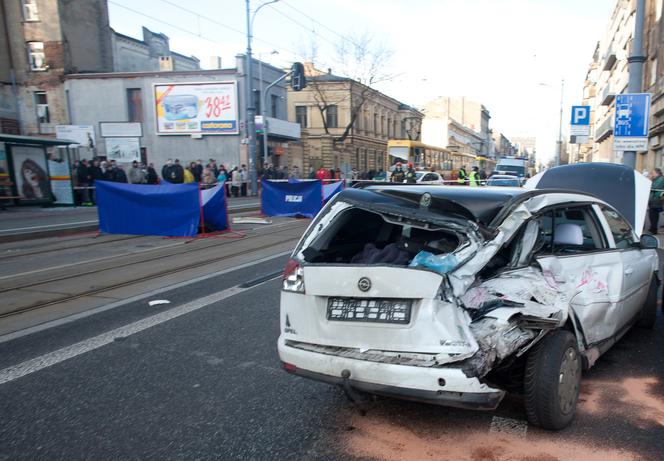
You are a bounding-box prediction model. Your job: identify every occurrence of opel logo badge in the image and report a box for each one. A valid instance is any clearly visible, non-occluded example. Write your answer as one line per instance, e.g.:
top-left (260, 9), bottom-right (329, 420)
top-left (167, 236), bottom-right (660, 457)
top-left (358, 277), bottom-right (372, 292)
top-left (420, 192), bottom-right (432, 209)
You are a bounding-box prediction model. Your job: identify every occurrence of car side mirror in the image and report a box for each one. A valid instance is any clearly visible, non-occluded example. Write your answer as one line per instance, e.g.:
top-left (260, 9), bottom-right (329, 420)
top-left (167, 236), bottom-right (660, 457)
top-left (640, 234), bottom-right (659, 249)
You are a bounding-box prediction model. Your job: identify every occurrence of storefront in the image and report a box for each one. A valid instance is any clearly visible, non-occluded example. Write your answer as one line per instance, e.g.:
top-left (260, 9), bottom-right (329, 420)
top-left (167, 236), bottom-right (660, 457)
top-left (0, 134), bottom-right (74, 206)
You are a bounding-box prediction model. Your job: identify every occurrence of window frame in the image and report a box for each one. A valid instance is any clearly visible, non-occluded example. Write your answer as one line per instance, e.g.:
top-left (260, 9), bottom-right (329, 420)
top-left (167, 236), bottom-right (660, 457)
top-left (295, 105), bottom-right (307, 128)
top-left (594, 203), bottom-right (638, 250)
top-left (326, 104), bottom-right (338, 128)
top-left (126, 88), bottom-right (144, 123)
top-left (27, 41), bottom-right (46, 71)
top-left (22, 0), bottom-right (40, 22)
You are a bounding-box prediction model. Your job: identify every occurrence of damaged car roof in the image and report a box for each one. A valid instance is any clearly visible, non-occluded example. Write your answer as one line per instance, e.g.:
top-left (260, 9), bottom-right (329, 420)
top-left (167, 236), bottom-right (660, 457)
top-left (339, 185), bottom-right (531, 228)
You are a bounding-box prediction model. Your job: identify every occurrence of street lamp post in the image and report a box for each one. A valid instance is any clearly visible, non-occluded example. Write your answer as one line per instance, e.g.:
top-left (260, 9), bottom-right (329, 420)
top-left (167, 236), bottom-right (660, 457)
top-left (539, 80), bottom-right (565, 167)
top-left (245, 0), bottom-right (278, 196)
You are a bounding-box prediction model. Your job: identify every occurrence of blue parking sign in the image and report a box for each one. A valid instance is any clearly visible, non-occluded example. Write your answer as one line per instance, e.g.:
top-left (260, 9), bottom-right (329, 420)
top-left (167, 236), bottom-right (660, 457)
top-left (570, 106), bottom-right (590, 125)
top-left (614, 93), bottom-right (651, 138)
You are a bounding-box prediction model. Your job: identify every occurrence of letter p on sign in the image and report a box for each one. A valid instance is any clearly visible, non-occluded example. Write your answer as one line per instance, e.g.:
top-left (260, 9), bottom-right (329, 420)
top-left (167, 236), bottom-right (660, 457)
top-left (571, 106), bottom-right (590, 125)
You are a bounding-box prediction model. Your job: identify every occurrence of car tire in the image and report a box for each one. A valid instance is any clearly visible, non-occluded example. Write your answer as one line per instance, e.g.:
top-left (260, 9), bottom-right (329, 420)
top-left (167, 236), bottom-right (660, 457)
top-left (637, 274), bottom-right (658, 329)
top-left (523, 330), bottom-right (581, 430)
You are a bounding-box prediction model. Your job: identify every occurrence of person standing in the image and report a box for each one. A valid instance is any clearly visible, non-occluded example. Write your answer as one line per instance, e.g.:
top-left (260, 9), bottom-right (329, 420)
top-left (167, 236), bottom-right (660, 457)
top-left (457, 165), bottom-right (468, 185)
top-left (128, 160), bottom-right (146, 184)
top-left (405, 162), bottom-right (417, 184)
top-left (201, 167), bottom-right (217, 188)
top-left (113, 164), bottom-right (128, 183)
top-left (192, 159), bottom-right (204, 183)
top-left (207, 159), bottom-right (219, 178)
top-left (240, 164), bottom-right (248, 196)
top-left (391, 162), bottom-right (405, 183)
top-left (468, 166), bottom-right (481, 187)
top-left (648, 168), bottom-right (664, 234)
top-left (231, 167), bottom-right (241, 197)
top-left (172, 159), bottom-right (185, 184)
top-left (88, 159), bottom-right (104, 203)
top-left (146, 163), bottom-right (159, 184)
top-left (76, 159), bottom-right (92, 205)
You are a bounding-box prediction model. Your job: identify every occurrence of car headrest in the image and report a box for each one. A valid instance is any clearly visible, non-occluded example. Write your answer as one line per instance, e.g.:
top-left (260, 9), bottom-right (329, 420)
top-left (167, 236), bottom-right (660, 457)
top-left (554, 223), bottom-right (583, 246)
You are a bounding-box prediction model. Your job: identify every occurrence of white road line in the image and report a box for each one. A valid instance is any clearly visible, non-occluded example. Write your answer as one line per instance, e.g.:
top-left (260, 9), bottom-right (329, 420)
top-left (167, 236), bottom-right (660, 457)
top-left (489, 416), bottom-right (528, 438)
top-left (0, 275), bottom-right (281, 385)
top-left (0, 250), bottom-right (291, 344)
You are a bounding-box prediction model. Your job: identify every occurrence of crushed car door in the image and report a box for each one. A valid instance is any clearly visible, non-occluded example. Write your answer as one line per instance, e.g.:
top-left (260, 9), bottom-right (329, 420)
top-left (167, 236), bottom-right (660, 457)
top-left (596, 204), bottom-right (655, 325)
top-left (533, 206), bottom-right (625, 345)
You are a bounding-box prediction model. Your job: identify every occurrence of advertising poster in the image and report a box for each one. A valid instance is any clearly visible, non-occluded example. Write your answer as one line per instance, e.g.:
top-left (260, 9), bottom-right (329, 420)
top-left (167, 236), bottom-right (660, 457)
top-left (154, 82), bottom-right (239, 135)
top-left (11, 145), bottom-right (52, 202)
top-left (105, 137), bottom-right (141, 162)
top-left (48, 147), bottom-right (74, 205)
top-left (56, 125), bottom-right (96, 148)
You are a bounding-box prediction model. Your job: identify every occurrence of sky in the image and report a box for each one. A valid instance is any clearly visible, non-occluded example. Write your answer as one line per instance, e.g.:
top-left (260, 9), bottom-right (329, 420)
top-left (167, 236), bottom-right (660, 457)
top-left (108, 0), bottom-right (616, 162)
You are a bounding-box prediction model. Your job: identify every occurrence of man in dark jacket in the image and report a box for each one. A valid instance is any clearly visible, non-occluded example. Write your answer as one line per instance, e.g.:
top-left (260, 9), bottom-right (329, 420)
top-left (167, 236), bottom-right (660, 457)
top-left (192, 159), bottom-right (204, 183)
top-left (76, 159), bottom-right (91, 205)
top-left (171, 159), bottom-right (185, 184)
top-left (88, 159), bottom-right (104, 204)
top-left (146, 163), bottom-right (159, 184)
top-left (114, 165), bottom-right (128, 183)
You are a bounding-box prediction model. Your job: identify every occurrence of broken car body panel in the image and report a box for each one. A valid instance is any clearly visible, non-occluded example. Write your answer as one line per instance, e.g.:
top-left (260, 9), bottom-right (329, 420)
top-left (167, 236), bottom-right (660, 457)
top-left (279, 170), bottom-right (657, 412)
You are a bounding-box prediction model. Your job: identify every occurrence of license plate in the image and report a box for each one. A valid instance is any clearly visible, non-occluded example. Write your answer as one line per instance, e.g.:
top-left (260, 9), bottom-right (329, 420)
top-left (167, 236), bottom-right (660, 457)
top-left (327, 298), bottom-right (412, 324)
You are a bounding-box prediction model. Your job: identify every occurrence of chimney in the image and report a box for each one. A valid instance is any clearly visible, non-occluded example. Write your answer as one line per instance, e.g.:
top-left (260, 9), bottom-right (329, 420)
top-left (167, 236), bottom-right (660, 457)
top-left (209, 56), bottom-right (222, 69)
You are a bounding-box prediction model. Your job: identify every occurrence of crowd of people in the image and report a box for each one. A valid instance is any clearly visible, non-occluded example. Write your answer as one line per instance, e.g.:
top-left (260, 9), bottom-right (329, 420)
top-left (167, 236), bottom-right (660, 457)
top-left (71, 157), bottom-right (251, 205)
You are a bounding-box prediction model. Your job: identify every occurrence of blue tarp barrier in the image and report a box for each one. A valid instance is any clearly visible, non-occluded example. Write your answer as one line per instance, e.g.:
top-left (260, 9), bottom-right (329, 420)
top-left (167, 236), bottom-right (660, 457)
top-left (96, 181), bottom-right (200, 237)
top-left (201, 183), bottom-right (228, 232)
top-left (323, 181), bottom-right (344, 203)
top-left (261, 180), bottom-right (323, 218)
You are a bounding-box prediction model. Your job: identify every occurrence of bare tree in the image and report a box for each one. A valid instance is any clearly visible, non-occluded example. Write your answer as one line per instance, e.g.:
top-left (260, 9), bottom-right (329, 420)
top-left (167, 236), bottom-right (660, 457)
top-left (300, 33), bottom-right (394, 147)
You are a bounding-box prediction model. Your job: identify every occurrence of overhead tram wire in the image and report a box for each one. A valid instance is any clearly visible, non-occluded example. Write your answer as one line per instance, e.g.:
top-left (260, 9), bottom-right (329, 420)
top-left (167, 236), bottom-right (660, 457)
top-left (279, 0), bottom-right (352, 44)
top-left (109, 0), bottom-right (299, 58)
top-left (265, 4), bottom-right (342, 50)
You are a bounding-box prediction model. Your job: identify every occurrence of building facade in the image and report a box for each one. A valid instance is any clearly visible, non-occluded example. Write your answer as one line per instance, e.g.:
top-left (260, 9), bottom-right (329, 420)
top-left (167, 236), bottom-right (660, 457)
top-left (64, 55), bottom-right (300, 173)
top-left (0, 0), bottom-right (200, 138)
top-left (420, 96), bottom-right (492, 158)
top-left (287, 65), bottom-right (423, 173)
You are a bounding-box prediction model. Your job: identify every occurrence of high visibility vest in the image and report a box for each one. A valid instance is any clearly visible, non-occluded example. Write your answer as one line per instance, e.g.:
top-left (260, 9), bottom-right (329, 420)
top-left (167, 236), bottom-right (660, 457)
top-left (457, 169), bottom-right (467, 184)
top-left (469, 171), bottom-right (480, 187)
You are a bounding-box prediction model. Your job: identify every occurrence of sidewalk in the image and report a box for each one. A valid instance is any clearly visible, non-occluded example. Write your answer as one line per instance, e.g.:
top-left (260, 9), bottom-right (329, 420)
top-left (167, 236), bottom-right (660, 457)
top-left (0, 196), bottom-right (260, 242)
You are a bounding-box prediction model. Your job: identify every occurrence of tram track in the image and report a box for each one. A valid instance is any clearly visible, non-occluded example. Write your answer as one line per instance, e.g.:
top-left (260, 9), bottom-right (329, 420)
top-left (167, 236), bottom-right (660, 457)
top-left (0, 233), bottom-right (300, 320)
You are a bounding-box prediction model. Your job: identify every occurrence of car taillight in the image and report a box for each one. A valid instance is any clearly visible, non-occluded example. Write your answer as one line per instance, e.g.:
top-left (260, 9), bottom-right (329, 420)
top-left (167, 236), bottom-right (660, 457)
top-left (282, 258), bottom-right (305, 293)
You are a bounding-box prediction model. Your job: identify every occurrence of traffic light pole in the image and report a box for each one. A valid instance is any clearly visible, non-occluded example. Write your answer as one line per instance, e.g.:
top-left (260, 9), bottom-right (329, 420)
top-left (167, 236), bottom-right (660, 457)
top-left (624, 0), bottom-right (646, 169)
top-left (262, 72), bottom-right (290, 167)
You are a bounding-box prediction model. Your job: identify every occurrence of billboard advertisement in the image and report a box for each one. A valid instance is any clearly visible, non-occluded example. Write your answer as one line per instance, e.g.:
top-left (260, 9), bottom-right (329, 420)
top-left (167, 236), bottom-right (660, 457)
top-left (56, 125), bottom-right (96, 148)
top-left (11, 145), bottom-right (51, 202)
top-left (154, 82), bottom-right (239, 135)
top-left (105, 137), bottom-right (141, 162)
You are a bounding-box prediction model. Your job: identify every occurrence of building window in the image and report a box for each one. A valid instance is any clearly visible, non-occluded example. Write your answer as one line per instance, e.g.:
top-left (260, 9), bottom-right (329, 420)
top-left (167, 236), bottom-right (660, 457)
top-left (127, 88), bottom-right (143, 122)
top-left (374, 113), bottom-right (378, 134)
top-left (253, 90), bottom-right (261, 115)
top-left (295, 106), bottom-right (307, 127)
top-left (28, 42), bottom-right (46, 71)
top-left (326, 105), bottom-right (338, 128)
top-left (271, 94), bottom-right (279, 118)
top-left (22, 0), bottom-right (39, 21)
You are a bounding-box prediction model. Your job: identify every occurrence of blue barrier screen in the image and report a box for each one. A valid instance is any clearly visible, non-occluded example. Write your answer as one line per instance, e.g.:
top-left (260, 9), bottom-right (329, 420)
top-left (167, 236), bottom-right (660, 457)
top-left (261, 180), bottom-right (323, 218)
top-left (96, 181), bottom-right (200, 237)
top-left (201, 183), bottom-right (228, 232)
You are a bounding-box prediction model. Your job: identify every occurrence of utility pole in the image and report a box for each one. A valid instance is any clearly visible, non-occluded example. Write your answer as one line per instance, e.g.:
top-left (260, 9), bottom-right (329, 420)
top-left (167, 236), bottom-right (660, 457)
top-left (245, 0), bottom-right (257, 195)
top-left (623, 0), bottom-right (646, 170)
top-left (556, 79), bottom-right (564, 166)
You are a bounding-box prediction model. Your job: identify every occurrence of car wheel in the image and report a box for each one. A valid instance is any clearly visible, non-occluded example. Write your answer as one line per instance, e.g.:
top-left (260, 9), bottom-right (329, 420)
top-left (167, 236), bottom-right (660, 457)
top-left (637, 274), bottom-right (659, 329)
top-left (524, 330), bottom-right (581, 430)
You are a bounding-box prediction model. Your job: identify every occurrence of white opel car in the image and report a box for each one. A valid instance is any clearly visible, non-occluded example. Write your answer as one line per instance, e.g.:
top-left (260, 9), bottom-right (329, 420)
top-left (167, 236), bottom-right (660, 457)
top-left (278, 163), bottom-right (659, 430)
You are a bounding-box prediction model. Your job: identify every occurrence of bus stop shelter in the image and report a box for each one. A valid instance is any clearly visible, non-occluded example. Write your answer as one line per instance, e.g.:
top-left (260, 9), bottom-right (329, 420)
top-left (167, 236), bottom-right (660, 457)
top-left (0, 134), bottom-right (75, 207)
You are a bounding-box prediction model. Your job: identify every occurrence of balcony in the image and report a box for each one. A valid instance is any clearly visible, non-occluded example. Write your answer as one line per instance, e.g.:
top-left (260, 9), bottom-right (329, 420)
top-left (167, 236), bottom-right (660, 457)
top-left (600, 83), bottom-right (615, 106)
top-left (595, 114), bottom-right (613, 142)
top-left (602, 42), bottom-right (617, 71)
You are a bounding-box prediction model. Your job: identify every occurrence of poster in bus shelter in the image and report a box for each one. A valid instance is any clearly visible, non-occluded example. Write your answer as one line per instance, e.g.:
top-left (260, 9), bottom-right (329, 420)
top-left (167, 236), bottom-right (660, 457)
top-left (48, 147), bottom-right (74, 205)
top-left (11, 145), bottom-right (52, 203)
top-left (153, 81), bottom-right (239, 135)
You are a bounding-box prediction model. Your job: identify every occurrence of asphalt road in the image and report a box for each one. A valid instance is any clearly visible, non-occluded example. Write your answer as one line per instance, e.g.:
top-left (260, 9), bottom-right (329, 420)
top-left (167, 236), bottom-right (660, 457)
top-left (1, 251), bottom-right (664, 460)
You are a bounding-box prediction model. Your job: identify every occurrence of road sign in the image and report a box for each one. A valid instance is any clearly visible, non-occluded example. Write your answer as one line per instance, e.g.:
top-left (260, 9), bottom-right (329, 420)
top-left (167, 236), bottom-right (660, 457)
top-left (570, 105), bottom-right (590, 140)
top-left (570, 106), bottom-right (590, 125)
top-left (613, 93), bottom-right (651, 151)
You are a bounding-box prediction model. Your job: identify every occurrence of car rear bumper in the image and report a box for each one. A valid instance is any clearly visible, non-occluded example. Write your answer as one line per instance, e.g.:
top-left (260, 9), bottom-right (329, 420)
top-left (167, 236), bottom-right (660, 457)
top-left (278, 337), bottom-right (505, 410)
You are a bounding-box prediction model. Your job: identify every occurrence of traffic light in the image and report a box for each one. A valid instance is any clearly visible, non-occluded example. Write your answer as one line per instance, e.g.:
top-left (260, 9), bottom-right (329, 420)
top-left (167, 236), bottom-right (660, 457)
top-left (290, 62), bottom-right (307, 91)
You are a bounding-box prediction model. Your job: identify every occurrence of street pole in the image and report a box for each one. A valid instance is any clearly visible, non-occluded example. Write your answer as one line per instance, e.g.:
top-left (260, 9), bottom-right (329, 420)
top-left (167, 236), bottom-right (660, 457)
top-left (263, 72), bottom-right (289, 166)
top-left (624, 0), bottom-right (646, 170)
top-left (556, 79), bottom-right (564, 166)
top-left (245, 0), bottom-right (257, 195)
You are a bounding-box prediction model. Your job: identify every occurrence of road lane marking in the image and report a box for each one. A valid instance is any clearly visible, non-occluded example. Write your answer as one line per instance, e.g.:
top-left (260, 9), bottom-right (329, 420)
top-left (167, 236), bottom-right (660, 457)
top-left (489, 416), bottom-right (528, 438)
top-left (0, 275), bottom-right (281, 385)
top-left (0, 250), bottom-right (291, 344)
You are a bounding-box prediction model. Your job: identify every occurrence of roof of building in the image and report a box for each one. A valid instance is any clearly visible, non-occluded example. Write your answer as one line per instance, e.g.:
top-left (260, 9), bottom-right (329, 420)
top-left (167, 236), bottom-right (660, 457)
top-left (66, 69), bottom-right (237, 79)
top-left (0, 134), bottom-right (74, 146)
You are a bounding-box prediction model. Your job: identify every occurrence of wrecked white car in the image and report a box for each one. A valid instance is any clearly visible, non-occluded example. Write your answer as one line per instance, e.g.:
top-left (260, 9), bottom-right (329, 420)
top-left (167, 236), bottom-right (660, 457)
top-left (278, 163), bottom-right (659, 430)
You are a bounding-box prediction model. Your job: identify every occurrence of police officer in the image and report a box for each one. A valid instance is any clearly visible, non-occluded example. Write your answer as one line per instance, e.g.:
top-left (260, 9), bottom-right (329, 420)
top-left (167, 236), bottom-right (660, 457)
top-left (458, 165), bottom-right (468, 185)
top-left (469, 166), bottom-right (481, 187)
top-left (405, 162), bottom-right (417, 184)
top-left (391, 162), bottom-right (406, 183)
